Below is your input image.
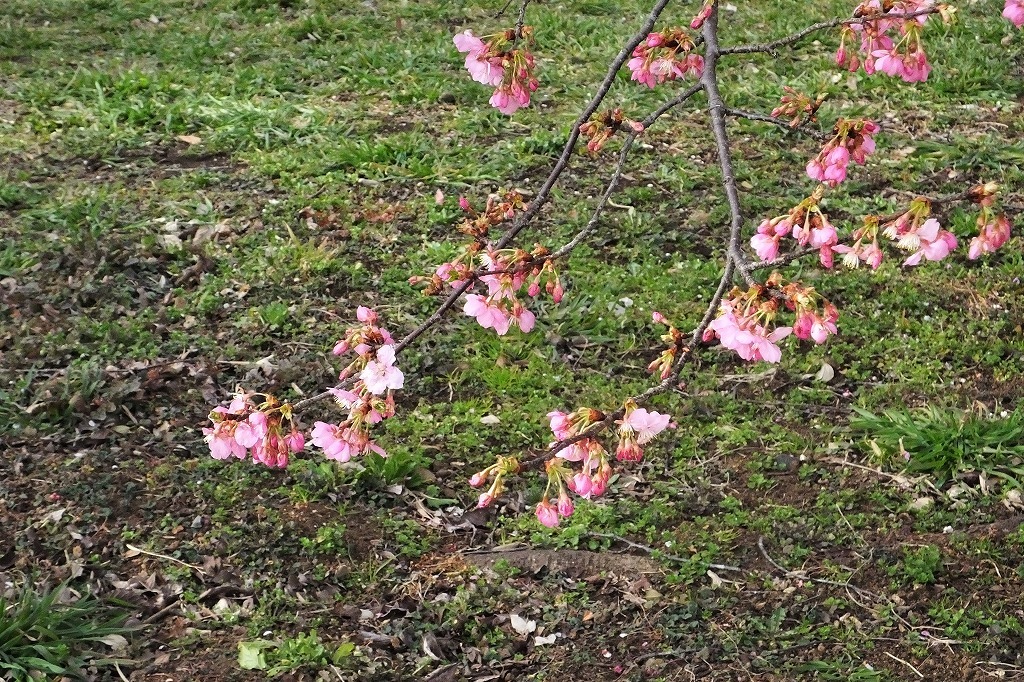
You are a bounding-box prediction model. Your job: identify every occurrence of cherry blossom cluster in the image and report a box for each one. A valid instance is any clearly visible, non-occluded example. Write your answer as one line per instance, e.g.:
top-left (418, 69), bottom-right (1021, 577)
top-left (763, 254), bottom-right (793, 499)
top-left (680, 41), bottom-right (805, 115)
top-left (784, 281), bottom-right (840, 346)
top-left (770, 86), bottom-right (825, 128)
top-left (968, 182), bottom-right (1013, 259)
top-left (704, 274), bottom-right (840, 364)
top-left (453, 27), bottom-right (538, 115)
top-left (835, 0), bottom-right (947, 82)
top-left (311, 307), bottom-right (403, 461)
top-left (831, 185), bottom-right (1011, 269)
top-left (628, 27), bottom-right (704, 88)
top-left (414, 192), bottom-right (563, 336)
top-left (204, 391), bottom-right (304, 468)
top-left (579, 108), bottom-right (645, 154)
top-left (524, 402), bottom-right (671, 527)
top-left (833, 215), bottom-right (885, 269)
top-left (806, 118), bottom-right (879, 187)
top-left (752, 188), bottom-right (838, 267)
top-left (875, 198), bottom-right (956, 266)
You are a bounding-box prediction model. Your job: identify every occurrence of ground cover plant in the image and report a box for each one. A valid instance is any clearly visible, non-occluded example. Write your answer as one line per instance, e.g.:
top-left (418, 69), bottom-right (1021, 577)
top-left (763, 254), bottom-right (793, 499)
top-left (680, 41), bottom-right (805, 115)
top-left (1, 0), bottom-right (1023, 680)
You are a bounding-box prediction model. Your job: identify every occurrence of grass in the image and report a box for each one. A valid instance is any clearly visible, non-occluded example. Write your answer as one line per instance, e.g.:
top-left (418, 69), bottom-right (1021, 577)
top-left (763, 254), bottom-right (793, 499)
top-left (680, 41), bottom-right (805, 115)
top-left (2, 0), bottom-right (1023, 679)
top-left (0, 582), bottom-right (135, 681)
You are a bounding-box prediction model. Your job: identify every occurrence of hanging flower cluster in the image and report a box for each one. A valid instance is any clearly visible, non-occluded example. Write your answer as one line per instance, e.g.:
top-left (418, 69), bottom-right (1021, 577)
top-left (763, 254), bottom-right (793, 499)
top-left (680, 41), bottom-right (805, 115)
top-left (704, 273), bottom-right (840, 363)
top-left (647, 311), bottom-right (689, 380)
top-left (453, 27), bottom-right (539, 115)
top-left (967, 182), bottom-right (1013, 259)
top-left (833, 215), bottom-right (885, 269)
top-left (836, 0), bottom-right (947, 82)
top-left (876, 197), bottom-right (957, 266)
top-left (311, 307), bottom-right (403, 461)
top-left (770, 86), bottom-right (826, 128)
top-left (752, 188), bottom-right (838, 267)
top-left (412, 191), bottom-right (563, 336)
top-left (520, 401), bottom-right (672, 527)
top-left (628, 27), bottom-right (704, 88)
top-left (806, 118), bottom-right (879, 187)
top-left (579, 108), bottom-right (645, 154)
top-left (204, 391), bottom-right (304, 468)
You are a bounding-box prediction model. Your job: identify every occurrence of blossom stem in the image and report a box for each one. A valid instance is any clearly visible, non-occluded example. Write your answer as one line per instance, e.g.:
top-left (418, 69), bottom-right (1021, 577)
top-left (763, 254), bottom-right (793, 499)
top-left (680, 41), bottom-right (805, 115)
top-left (719, 8), bottom-right (942, 56)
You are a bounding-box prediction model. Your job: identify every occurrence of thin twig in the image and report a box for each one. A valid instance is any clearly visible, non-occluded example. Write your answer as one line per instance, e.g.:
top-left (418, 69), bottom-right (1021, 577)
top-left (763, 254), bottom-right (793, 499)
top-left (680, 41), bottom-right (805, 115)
top-left (587, 532), bottom-right (742, 572)
top-left (493, 0), bottom-right (673, 250)
top-left (883, 651), bottom-right (925, 679)
top-left (551, 83), bottom-right (705, 260)
top-left (724, 107), bottom-right (828, 142)
top-left (125, 543), bottom-right (207, 576)
top-left (721, 8), bottom-right (942, 55)
top-left (757, 536), bottom-right (879, 599)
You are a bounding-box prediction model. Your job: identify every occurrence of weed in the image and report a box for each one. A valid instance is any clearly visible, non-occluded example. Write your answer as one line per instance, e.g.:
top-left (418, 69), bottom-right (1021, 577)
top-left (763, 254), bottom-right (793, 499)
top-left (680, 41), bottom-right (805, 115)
top-left (0, 581), bottom-right (136, 681)
top-left (852, 405), bottom-right (1024, 485)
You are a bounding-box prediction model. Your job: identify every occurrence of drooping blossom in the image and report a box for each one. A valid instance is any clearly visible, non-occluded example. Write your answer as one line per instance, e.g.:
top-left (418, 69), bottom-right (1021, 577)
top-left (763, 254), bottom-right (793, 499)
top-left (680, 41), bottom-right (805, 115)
top-left (705, 302), bottom-right (793, 364)
top-left (311, 421), bottom-right (384, 462)
top-left (205, 391), bottom-right (304, 468)
top-left (898, 218), bottom-right (958, 266)
top-left (793, 303), bottom-right (839, 345)
top-left (535, 499), bottom-right (560, 528)
top-left (836, 1), bottom-right (944, 82)
top-left (453, 28), bottom-right (538, 115)
top-left (968, 214), bottom-right (1012, 259)
top-left (806, 119), bottom-right (878, 187)
top-left (464, 294), bottom-right (512, 335)
top-left (628, 27), bottom-right (703, 88)
top-left (615, 404), bottom-right (672, 462)
top-left (453, 30), bottom-right (504, 86)
top-left (757, 189), bottom-right (838, 268)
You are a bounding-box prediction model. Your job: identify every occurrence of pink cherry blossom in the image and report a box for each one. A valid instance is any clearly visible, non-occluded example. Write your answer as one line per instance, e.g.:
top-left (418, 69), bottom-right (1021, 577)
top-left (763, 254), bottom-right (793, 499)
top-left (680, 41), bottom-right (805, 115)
top-left (1006, 0), bottom-right (1024, 27)
top-left (901, 218), bottom-right (958, 266)
top-left (570, 472), bottom-right (593, 498)
top-left (360, 345), bottom-right (404, 395)
top-left (204, 423), bottom-right (247, 460)
top-left (536, 500), bottom-right (559, 528)
top-left (453, 30), bottom-right (504, 86)
top-left (623, 408), bottom-right (672, 445)
top-left (548, 411), bottom-right (572, 440)
top-left (969, 215), bottom-right (1011, 259)
top-left (464, 294), bottom-right (512, 335)
top-left (629, 28), bottom-right (703, 88)
top-left (311, 421), bottom-right (354, 462)
top-left (556, 492), bottom-right (574, 518)
top-left (705, 302), bottom-right (792, 364)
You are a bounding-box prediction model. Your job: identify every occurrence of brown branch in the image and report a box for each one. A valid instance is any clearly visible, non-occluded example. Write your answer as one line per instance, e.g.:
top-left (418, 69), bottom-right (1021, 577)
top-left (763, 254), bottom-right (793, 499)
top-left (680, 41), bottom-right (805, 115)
top-left (721, 8), bottom-right (942, 56)
top-left (493, 0), bottom-right (673, 250)
top-left (724, 107), bottom-right (828, 142)
top-left (551, 83), bottom-right (706, 260)
top-left (701, 5), bottom-right (753, 291)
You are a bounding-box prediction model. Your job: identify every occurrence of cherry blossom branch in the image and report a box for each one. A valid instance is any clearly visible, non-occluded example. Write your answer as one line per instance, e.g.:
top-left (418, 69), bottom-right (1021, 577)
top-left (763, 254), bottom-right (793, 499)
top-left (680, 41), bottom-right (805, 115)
top-left (292, 82), bottom-right (704, 411)
top-left (551, 83), bottom-right (706, 260)
top-left (493, 0), bottom-right (673, 250)
top-left (292, 279), bottom-right (477, 409)
top-left (724, 107), bottom-right (829, 142)
top-left (720, 8), bottom-right (942, 56)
